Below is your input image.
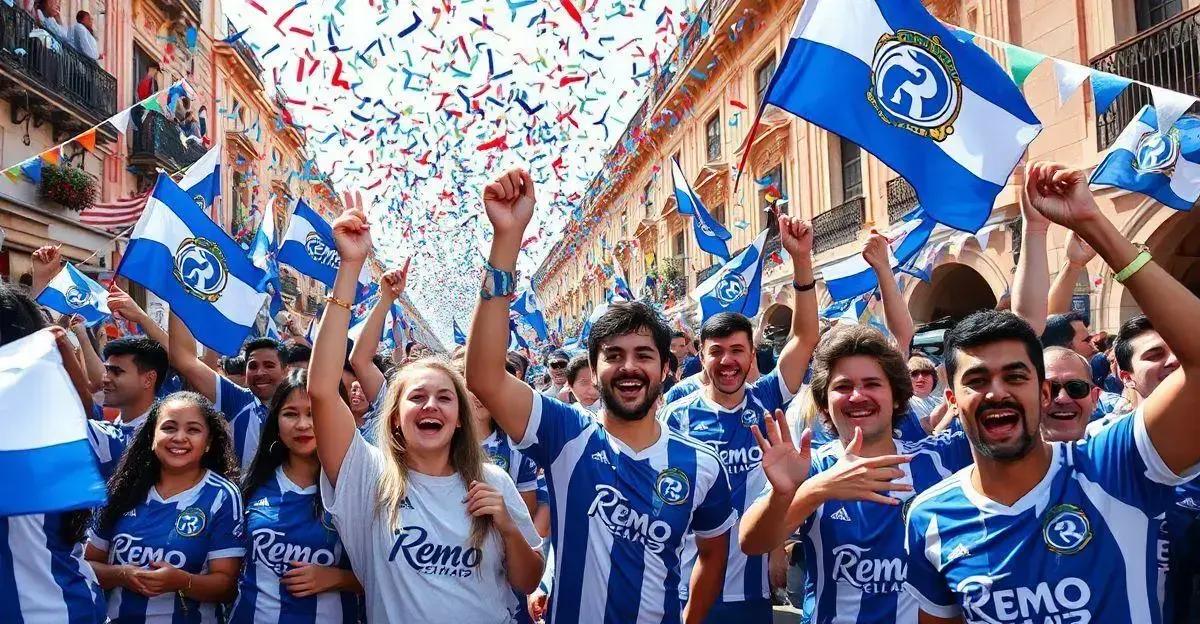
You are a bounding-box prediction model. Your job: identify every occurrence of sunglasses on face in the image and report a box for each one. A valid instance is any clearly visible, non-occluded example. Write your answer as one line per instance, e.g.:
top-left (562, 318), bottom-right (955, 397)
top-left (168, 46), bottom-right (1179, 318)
top-left (549, 361), bottom-right (568, 370)
top-left (1049, 379), bottom-right (1092, 400)
top-left (910, 370), bottom-right (935, 379)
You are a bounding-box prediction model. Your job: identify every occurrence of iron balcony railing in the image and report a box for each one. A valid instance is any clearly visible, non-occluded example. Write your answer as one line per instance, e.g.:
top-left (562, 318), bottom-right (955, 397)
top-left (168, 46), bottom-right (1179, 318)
top-left (814, 196), bottom-right (866, 254)
top-left (1090, 7), bottom-right (1200, 150)
top-left (696, 262), bottom-right (721, 284)
top-left (887, 177), bottom-right (919, 224)
top-left (131, 111), bottom-right (207, 173)
top-left (227, 18), bottom-right (264, 79)
top-left (0, 2), bottom-right (116, 123)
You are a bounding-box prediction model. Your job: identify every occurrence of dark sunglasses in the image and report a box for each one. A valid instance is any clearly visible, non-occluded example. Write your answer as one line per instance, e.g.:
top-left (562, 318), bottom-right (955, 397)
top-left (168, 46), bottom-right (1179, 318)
top-left (1049, 379), bottom-right (1092, 400)
top-left (910, 369), bottom-right (935, 378)
top-left (549, 361), bottom-right (568, 370)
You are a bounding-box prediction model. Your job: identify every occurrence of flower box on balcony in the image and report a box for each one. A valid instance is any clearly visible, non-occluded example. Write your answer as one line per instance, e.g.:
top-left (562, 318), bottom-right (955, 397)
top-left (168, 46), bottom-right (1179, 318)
top-left (39, 163), bottom-right (98, 212)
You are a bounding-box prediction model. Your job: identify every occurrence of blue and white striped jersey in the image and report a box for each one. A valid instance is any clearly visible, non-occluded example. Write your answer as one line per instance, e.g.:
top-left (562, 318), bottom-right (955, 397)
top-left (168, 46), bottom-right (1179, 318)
top-left (214, 374), bottom-right (267, 467)
top-left (85, 413), bottom-right (147, 479)
top-left (792, 432), bottom-right (972, 623)
top-left (482, 429), bottom-right (539, 492)
top-left (0, 513), bottom-right (106, 623)
top-left (663, 374), bottom-right (702, 405)
top-left (516, 394), bottom-right (735, 623)
top-left (89, 470), bottom-right (247, 623)
top-left (659, 369), bottom-right (795, 603)
top-left (904, 410), bottom-right (1200, 624)
top-left (228, 467), bottom-right (359, 624)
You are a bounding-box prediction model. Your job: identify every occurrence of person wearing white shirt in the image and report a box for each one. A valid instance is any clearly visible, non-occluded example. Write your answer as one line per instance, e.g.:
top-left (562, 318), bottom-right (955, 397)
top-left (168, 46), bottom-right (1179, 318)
top-left (34, 0), bottom-right (68, 42)
top-left (70, 10), bottom-right (98, 61)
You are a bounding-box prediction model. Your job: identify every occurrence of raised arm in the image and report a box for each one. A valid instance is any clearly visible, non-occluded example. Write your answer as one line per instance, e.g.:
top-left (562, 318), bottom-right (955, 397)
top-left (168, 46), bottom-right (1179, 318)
top-left (1011, 183), bottom-right (1052, 336)
top-left (349, 262), bottom-right (409, 403)
top-left (465, 169), bottom-right (537, 441)
top-left (863, 230), bottom-right (915, 356)
top-left (309, 195), bottom-right (374, 485)
top-left (167, 312), bottom-right (217, 401)
top-left (773, 215), bottom-right (817, 394)
top-left (70, 318), bottom-right (104, 392)
top-left (107, 284), bottom-right (169, 349)
top-left (1047, 232), bottom-right (1096, 315)
top-left (1025, 162), bottom-right (1200, 473)
top-left (29, 245), bottom-right (62, 297)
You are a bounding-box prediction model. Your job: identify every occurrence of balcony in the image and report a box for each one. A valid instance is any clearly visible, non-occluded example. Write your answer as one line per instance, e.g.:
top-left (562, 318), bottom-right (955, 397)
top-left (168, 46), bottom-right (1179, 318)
top-left (129, 111), bottom-right (207, 174)
top-left (1090, 7), bottom-right (1200, 150)
top-left (0, 2), bottom-right (116, 134)
top-left (887, 177), bottom-right (919, 224)
top-left (696, 262), bottom-right (721, 284)
top-left (154, 0), bottom-right (201, 25)
top-left (813, 196), bottom-right (866, 254)
top-left (227, 18), bottom-right (264, 80)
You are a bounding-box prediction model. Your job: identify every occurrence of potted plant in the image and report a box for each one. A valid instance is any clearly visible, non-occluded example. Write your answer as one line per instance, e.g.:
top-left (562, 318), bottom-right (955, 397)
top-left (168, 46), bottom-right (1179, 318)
top-left (40, 164), bottom-right (98, 212)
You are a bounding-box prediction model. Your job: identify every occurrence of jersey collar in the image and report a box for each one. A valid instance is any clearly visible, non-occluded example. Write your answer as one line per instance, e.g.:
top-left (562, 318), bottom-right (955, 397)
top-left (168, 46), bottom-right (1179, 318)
top-left (276, 466), bottom-right (318, 495)
top-left (957, 442), bottom-right (1063, 516)
top-left (149, 469), bottom-right (213, 507)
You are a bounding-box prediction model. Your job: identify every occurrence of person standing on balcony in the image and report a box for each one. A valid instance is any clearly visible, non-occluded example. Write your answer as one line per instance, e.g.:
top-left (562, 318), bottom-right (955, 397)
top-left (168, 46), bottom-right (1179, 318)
top-left (33, 0), bottom-right (68, 42)
top-left (136, 62), bottom-right (160, 101)
top-left (71, 11), bottom-right (98, 61)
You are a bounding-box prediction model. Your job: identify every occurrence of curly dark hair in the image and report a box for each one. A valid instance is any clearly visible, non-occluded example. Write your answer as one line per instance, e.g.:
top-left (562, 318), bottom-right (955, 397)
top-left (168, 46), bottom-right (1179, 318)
top-left (809, 324), bottom-right (914, 432)
top-left (241, 370), bottom-right (324, 518)
top-left (97, 391), bottom-right (239, 535)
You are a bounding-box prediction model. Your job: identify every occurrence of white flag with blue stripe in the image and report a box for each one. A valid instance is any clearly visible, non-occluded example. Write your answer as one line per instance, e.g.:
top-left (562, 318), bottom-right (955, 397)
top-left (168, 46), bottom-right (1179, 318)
top-left (691, 228), bottom-right (768, 321)
top-left (36, 263), bottom-right (111, 326)
top-left (278, 199), bottom-right (341, 288)
top-left (763, 0), bottom-right (1041, 232)
top-left (1090, 105), bottom-right (1200, 211)
top-left (671, 157), bottom-right (732, 260)
top-left (0, 329), bottom-right (106, 515)
top-left (118, 173), bottom-right (267, 356)
top-left (821, 215), bottom-right (937, 301)
top-left (512, 290), bottom-right (550, 340)
top-left (176, 142), bottom-right (221, 214)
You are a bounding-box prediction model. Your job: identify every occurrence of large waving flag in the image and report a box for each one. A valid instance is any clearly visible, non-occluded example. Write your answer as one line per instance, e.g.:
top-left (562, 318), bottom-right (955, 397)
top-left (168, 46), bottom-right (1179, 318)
top-left (762, 0), bottom-right (1041, 232)
top-left (176, 142), bottom-right (221, 214)
top-left (36, 263), bottom-right (111, 326)
top-left (1090, 105), bottom-right (1200, 211)
top-left (821, 215), bottom-right (938, 301)
top-left (0, 330), bottom-right (106, 515)
top-left (118, 174), bottom-right (267, 356)
top-left (579, 301), bottom-right (610, 344)
top-left (278, 199), bottom-right (342, 288)
top-left (691, 229), bottom-right (768, 321)
top-left (671, 158), bottom-right (732, 260)
top-left (512, 290), bottom-right (550, 340)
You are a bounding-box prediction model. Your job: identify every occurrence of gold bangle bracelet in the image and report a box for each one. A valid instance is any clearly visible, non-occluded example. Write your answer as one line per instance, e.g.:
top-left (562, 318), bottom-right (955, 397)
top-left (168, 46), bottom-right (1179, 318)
top-left (325, 295), bottom-right (352, 311)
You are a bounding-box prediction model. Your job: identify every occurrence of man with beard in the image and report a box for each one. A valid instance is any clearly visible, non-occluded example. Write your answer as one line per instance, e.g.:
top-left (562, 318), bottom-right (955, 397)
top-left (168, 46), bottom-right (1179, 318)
top-left (466, 168), bottom-right (735, 624)
top-left (657, 215), bottom-right (815, 622)
top-left (904, 162), bottom-right (1200, 624)
top-left (168, 314), bottom-right (286, 466)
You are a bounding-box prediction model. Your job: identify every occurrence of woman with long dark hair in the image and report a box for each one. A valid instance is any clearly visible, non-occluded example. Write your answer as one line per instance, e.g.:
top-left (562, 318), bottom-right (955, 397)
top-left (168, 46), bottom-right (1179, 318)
top-left (228, 369), bottom-right (362, 622)
top-left (0, 280), bottom-right (104, 623)
top-left (307, 198), bottom-right (543, 622)
top-left (85, 392), bottom-right (245, 623)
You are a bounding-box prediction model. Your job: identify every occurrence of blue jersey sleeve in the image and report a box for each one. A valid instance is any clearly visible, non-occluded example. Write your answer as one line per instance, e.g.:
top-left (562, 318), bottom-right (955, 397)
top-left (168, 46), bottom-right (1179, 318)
top-left (749, 369), bottom-right (796, 414)
top-left (903, 503), bottom-right (960, 618)
top-left (206, 487), bottom-right (247, 561)
top-left (1080, 408), bottom-right (1200, 512)
top-left (692, 459), bottom-right (735, 539)
top-left (908, 430), bottom-right (974, 474)
top-left (214, 373), bottom-right (256, 424)
top-left (86, 420), bottom-right (128, 481)
top-left (515, 448), bottom-right (539, 492)
top-left (514, 393), bottom-right (594, 467)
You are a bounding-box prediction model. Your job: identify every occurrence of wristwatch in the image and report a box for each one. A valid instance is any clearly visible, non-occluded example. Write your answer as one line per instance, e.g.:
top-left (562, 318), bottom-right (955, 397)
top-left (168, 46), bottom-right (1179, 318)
top-left (481, 263), bottom-right (516, 300)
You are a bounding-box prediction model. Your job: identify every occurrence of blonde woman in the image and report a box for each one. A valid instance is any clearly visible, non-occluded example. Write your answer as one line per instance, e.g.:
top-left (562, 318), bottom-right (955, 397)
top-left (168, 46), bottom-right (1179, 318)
top-left (307, 194), bottom-right (544, 622)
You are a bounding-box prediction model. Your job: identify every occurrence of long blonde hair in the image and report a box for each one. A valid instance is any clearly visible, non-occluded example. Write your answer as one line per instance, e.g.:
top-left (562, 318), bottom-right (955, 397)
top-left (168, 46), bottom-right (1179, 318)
top-left (373, 357), bottom-right (491, 550)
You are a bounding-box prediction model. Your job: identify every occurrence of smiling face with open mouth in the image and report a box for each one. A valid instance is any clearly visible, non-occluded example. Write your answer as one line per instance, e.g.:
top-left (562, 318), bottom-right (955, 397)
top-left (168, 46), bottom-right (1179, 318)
top-left (152, 401), bottom-right (211, 472)
top-left (395, 368), bottom-right (462, 455)
top-left (826, 355), bottom-right (897, 444)
top-left (595, 330), bottom-right (666, 422)
top-left (700, 332), bottom-right (753, 397)
top-left (1040, 349), bottom-right (1099, 443)
top-left (245, 347), bottom-right (285, 402)
top-left (949, 340), bottom-right (1048, 462)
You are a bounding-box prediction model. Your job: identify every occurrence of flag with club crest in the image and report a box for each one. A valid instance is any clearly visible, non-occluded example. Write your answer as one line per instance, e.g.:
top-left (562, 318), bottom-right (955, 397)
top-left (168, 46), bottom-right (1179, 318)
top-left (691, 229), bottom-right (768, 321)
top-left (671, 157), bottom-right (731, 260)
top-left (36, 263), bottom-right (111, 327)
top-left (1090, 105), bottom-right (1200, 211)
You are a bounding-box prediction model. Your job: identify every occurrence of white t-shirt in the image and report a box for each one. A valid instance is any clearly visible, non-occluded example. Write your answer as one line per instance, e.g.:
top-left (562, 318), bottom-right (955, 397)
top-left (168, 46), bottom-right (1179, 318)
top-left (321, 434), bottom-right (542, 623)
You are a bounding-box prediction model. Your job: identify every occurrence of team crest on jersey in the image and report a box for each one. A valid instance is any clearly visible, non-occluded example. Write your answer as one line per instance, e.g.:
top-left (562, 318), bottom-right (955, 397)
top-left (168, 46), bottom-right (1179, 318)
top-left (739, 409), bottom-right (759, 428)
top-left (490, 453), bottom-right (509, 471)
top-left (1042, 504), bottom-right (1092, 554)
top-left (866, 30), bottom-right (962, 142)
top-left (654, 468), bottom-right (690, 506)
top-left (175, 507), bottom-right (207, 537)
top-left (174, 238), bottom-right (229, 302)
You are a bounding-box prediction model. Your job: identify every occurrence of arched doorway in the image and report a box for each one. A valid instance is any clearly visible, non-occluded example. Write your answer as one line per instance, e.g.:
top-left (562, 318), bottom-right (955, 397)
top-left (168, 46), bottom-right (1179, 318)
top-left (1117, 209), bottom-right (1200, 322)
top-left (908, 262), bottom-right (998, 325)
top-left (761, 303), bottom-right (793, 352)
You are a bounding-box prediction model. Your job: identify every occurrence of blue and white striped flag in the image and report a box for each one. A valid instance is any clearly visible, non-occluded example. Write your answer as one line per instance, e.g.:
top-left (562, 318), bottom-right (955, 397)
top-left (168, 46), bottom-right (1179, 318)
top-left (1090, 105), bottom-right (1200, 211)
top-left (176, 142), bottom-right (222, 215)
top-left (278, 199), bottom-right (342, 288)
top-left (118, 173), bottom-right (267, 356)
top-left (249, 210), bottom-right (284, 316)
top-left (512, 290), bottom-right (550, 340)
top-left (671, 157), bottom-right (731, 260)
top-left (36, 263), bottom-right (110, 326)
top-left (691, 229), bottom-right (768, 322)
top-left (0, 330), bottom-right (106, 515)
top-left (579, 302), bottom-right (610, 344)
top-left (821, 216), bottom-right (937, 301)
top-left (763, 0), bottom-right (1041, 232)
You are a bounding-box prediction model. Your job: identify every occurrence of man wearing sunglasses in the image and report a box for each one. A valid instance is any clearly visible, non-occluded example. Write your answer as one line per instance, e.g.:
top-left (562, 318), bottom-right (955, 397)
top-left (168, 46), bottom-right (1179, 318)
top-left (541, 349), bottom-right (570, 398)
top-left (1041, 346), bottom-right (1101, 442)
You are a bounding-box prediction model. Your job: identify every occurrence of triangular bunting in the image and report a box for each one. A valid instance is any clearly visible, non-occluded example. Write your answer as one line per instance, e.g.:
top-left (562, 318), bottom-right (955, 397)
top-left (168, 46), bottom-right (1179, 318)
top-left (1004, 43), bottom-right (1045, 89)
top-left (141, 96), bottom-right (164, 114)
top-left (20, 159), bottom-right (41, 184)
top-left (73, 129), bottom-right (96, 152)
top-left (1089, 70), bottom-right (1133, 116)
top-left (1149, 85), bottom-right (1197, 135)
top-left (40, 148), bottom-right (59, 165)
top-left (109, 107), bottom-right (133, 134)
top-left (1052, 58), bottom-right (1091, 107)
top-left (3, 166), bottom-right (22, 183)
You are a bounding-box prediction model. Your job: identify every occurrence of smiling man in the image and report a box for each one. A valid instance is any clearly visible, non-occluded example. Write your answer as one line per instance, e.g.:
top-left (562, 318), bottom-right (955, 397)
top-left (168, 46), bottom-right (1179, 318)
top-left (1040, 346), bottom-right (1100, 443)
top-left (657, 212), bottom-right (815, 623)
top-left (903, 163), bottom-right (1200, 624)
top-left (466, 168), bottom-right (735, 624)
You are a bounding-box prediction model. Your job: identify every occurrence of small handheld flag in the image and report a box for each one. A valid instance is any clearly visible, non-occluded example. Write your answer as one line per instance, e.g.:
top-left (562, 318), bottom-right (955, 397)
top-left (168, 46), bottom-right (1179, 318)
top-left (36, 263), bottom-right (111, 326)
top-left (671, 158), bottom-right (732, 260)
top-left (453, 319), bottom-right (467, 346)
top-left (177, 142), bottom-right (222, 214)
top-left (821, 216), bottom-right (938, 301)
top-left (1090, 105), bottom-right (1200, 212)
top-left (691, 229), bottom-right (768, 321)
top-left (278, 199), bottom-right (342, 288)
top-left (512, 290), bottom-right (550, 340)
